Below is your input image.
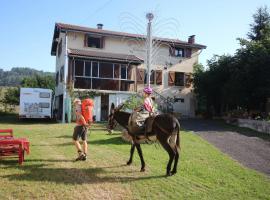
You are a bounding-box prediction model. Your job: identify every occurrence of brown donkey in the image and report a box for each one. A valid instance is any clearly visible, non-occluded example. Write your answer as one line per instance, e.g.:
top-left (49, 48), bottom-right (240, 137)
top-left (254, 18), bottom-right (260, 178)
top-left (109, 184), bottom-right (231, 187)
top-left (108, 104), bottom-right (181, 176)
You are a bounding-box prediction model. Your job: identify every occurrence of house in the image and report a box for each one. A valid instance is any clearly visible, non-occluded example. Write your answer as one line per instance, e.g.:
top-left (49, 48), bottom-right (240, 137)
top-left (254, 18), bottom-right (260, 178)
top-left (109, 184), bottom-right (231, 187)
top-left (51, 22), bottom-right (206, 122)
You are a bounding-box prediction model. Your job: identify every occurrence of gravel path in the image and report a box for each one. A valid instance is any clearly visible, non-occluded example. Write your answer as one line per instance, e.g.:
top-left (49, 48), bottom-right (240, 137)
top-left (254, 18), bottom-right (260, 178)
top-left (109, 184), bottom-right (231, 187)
top-left (181, 119), bottom-right (270, 176)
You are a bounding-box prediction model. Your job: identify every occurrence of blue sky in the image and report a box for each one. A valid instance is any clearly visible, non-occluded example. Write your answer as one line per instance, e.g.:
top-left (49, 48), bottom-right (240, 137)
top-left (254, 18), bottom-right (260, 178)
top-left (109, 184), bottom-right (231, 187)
top-left (0, 0), bottom-right (269, 72)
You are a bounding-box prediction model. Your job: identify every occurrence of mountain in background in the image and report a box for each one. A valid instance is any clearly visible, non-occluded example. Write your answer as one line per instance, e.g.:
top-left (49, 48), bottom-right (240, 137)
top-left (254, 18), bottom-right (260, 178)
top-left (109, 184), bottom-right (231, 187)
top-left (0, 67), bottom-right (55, 86)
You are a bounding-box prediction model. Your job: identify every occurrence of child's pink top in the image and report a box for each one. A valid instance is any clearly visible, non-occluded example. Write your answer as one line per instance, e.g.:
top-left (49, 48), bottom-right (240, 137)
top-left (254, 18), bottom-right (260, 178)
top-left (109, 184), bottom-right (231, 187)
top-left (144, 97), bottom-right (153, 113)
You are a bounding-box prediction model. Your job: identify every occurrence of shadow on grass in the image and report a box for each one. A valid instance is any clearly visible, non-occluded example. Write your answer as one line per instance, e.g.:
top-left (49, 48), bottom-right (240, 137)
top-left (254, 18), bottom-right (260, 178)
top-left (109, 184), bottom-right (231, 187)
top-left (0, 163), bottom-right (166, 184)
top-left (57, 136), bottom-right (128, 146)
top-left (89, 137), bottom-right (128, 145)
top-left (0, 113), bottom-right (57, 125)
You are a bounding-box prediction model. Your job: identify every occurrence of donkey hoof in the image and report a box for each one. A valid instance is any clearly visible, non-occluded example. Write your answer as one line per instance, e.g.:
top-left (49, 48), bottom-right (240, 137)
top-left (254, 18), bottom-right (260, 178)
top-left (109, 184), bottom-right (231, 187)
top-left (126, 161), bottom-right (132, 165)
top-left (166, 172), bottom-right (172, 176)
top-left (171, 170), bottom-right (177, 175)
top-left (140, 168), bottom-right (145, 172)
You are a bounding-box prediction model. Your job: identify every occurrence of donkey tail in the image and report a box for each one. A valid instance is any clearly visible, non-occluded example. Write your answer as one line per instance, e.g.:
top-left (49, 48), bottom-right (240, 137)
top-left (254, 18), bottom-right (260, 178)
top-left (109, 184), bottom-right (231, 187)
top-left (175, 118), bottom-right (181, 151)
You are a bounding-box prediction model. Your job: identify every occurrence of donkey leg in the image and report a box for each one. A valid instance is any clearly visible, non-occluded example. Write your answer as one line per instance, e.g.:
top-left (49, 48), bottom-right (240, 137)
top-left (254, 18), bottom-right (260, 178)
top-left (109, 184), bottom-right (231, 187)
top-left (159, 138), bottom-right (176, 176)
top-left (135, 143), bottom-right (146, 172)
top-left (127, 143), bottom-right (135, 165)
top-left (171, 147), bottom-right (179, 175)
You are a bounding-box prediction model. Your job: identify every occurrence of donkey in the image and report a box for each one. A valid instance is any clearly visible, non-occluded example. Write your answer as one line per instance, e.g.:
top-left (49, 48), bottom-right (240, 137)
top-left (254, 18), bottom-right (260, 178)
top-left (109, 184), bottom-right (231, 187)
top-left (108, 104), bottom-right (181, 176)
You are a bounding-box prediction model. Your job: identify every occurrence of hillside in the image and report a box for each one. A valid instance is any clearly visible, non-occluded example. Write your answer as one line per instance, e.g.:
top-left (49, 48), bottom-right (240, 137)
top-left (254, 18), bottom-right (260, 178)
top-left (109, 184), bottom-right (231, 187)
top-left (0, 67), bottom-right (55, 86)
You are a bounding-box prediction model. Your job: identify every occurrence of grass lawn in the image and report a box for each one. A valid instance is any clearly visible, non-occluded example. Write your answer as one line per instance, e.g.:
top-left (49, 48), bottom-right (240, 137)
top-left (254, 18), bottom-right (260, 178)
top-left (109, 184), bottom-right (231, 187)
top-left (0, 115), bottom-right (269, 200)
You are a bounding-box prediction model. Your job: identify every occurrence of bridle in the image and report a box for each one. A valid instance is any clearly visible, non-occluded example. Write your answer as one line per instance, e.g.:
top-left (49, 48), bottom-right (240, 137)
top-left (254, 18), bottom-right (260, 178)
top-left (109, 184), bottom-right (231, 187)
top-left (107, 103), bottom-right (124, 131)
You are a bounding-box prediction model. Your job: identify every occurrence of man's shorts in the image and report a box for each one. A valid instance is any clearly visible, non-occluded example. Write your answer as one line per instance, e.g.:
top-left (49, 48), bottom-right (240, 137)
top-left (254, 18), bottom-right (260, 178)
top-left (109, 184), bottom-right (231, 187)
top-left (72, 126), bottom-right (87, 141)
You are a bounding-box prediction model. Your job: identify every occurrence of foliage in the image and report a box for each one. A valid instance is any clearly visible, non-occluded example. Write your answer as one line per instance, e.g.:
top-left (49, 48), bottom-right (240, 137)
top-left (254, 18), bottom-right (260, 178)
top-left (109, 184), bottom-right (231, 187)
top-left (193, 6), bottom-right (270, 118)
top-left (21, 75), bottom-right (55, 91)
top-left (0, 87), bottom-right (20, 112)
top-left (73, 90), bottom-right (100, 100)
top-left (0, 67), bottom-right (55, 87)
top-left (248, 6), bottom-right (270, 41)
top-left (122, 94), bottom-right (143, 111)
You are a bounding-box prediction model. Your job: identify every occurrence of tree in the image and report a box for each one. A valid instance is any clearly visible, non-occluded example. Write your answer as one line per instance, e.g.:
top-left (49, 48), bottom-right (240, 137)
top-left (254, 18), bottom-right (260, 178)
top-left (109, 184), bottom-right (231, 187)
top-left (21, 75), bottom-right (55, 91)
top-left (0, 87), bottom-right (20, 112)
top-left (248, 6), bottom-right (270, 41)
top-left (193, 6), bottom-right (270, 117)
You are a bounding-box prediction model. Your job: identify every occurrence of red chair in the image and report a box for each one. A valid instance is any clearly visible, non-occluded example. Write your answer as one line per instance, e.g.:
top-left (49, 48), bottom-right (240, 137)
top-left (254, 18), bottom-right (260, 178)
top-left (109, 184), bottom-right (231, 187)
top-left (0, 129), bottom-right (13, 139)
top-left (0, 129), bottom-right (30, 165)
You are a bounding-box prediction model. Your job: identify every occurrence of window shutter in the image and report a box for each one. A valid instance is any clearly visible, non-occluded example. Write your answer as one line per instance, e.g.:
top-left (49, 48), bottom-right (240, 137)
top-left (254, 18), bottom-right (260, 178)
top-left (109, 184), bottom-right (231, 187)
top-left (168, 71), bottom-right (175, 86)
top-left (84, 34), bottom-right (88, 47)
top-left (186, 48), bottom-right (192, 58)
top-left (128, 66), bottom-right (132, 79)
top-left (150, 70), bottom-right (155, 84)
top-left (136, 68), bottom-right (144, 84)
top-left (155, 70), bottom-right (162, 85)
top-left (185, 73), bottom-right (193, 87)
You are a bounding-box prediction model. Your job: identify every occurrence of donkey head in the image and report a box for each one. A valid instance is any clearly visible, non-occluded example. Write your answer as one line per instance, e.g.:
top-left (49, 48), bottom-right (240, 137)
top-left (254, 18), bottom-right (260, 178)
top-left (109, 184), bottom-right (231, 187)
top-left (107, 103), bottom-right (124, 133)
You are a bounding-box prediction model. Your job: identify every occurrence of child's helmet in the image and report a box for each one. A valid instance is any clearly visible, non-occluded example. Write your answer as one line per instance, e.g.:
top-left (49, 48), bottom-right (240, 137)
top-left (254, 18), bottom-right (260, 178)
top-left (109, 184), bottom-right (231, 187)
top-left (143, 86), bottom-right (153, 94)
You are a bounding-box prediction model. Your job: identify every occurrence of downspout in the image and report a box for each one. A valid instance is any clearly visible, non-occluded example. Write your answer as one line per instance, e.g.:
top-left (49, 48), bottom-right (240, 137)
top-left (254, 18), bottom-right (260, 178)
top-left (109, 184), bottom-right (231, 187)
top-left (62, 31), bottom-right (68, 123)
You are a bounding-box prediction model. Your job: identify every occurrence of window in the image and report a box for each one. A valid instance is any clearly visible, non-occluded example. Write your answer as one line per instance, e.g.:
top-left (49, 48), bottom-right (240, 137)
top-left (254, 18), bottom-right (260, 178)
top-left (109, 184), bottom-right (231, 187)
top-left (57, 39), bottom-right (62, 57)
top-left (175, 72), bottom-right (184, 86)
top-left (168, 71), bottom-right (185, 86)
top-left (75, 60), bottom-right (84, 76)
top-left (59, 66), bottom-right (64, 82)
top-left (86, 36), bottom-right (102, 48)
top-left (39, 102), bottom-right (50, 108)
top-left (174, 98), bottom-right (184, 103)
top-left (39, 92), bottom-right (50, 98)
top-left (85, 61), bottom-right (91, 77)
top-left (175, 48), bottom-right (184, 57)
top-left (92, 62), bottom-right (99, 77)
top-left (121, 65), bottom-right (127, 79)
top-left (114, 64), bottom-right (120, 78)
top-left (99, 62), bottom-right (113, 78)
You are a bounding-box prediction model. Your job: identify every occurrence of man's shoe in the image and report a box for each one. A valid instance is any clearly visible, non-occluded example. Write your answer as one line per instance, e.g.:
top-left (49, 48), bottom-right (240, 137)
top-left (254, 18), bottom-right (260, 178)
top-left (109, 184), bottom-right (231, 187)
top-left (75, 154), bottom-right (85, 161)
top-left (81, 154), bottom-right (87, 161)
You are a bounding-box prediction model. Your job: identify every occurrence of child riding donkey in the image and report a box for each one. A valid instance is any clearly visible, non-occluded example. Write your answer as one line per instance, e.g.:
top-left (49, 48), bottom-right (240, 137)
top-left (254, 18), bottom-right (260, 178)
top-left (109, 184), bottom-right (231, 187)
top-left (129, 86), bottom-right (156, 138)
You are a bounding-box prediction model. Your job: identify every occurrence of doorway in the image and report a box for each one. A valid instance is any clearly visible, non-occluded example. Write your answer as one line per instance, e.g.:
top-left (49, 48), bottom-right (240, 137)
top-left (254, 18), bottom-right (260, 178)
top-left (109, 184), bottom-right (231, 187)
top-left (101, 94), bottom-right (109, 121)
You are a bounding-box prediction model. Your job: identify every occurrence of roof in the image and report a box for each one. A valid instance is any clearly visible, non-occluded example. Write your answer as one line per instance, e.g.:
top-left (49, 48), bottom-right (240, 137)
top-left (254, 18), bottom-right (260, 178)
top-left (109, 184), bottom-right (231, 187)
top-left (51, 22), bottom-right (206, 55)
top-left (68, 48), bottom-right (143, 64)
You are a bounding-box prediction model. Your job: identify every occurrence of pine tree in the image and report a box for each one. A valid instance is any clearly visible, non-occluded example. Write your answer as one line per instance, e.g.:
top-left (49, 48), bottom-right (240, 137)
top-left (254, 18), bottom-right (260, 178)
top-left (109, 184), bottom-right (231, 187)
top-left (248, 6), bottom-right (270, 41)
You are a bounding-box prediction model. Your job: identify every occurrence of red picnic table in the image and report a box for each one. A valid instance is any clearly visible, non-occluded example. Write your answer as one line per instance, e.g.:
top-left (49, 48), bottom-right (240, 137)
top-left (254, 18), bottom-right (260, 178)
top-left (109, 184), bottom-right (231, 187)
top-left (0, 129), bottom-right (30, 165)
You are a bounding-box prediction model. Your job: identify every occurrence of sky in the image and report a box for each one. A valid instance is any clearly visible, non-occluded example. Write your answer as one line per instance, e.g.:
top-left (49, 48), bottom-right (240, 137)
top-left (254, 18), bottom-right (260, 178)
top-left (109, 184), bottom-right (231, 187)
top-left (0, 0), bottom-right (269, 72)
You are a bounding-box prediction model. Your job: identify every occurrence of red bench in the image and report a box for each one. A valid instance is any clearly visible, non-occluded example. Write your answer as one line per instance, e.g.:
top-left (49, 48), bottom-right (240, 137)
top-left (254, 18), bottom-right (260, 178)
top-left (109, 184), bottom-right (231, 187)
top-left (0, 129), bottom-right (30, 165)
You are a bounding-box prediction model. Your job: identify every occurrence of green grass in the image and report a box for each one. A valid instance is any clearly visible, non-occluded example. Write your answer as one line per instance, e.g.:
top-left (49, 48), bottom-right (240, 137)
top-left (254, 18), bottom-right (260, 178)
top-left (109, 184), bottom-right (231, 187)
top-left (0, 117), bottom-right (270, 200)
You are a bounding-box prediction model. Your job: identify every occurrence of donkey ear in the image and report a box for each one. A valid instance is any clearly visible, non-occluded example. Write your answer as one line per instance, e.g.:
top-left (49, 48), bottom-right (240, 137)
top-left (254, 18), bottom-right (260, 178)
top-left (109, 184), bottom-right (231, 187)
top-left (110, 103), bottom-right (115, 114)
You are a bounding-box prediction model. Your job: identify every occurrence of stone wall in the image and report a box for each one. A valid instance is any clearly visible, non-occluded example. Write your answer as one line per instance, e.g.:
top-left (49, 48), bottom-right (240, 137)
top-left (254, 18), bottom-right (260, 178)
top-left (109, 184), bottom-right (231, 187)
top-left (237, 119), bottom-right (270, 134)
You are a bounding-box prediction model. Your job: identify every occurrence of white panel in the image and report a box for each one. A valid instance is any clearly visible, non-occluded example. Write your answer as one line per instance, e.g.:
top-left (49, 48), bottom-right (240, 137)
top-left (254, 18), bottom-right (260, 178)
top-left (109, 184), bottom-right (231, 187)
top-left (93, 96), bottom-right (101, 121)
top-left (19, 88), bottom-right (52, 118)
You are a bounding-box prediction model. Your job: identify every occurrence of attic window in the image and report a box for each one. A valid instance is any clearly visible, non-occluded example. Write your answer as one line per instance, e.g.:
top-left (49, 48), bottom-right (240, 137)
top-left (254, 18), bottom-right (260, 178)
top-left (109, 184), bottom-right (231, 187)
top-left (174, 48), bottom-right (184, 57)
top-left (85, 35), bottom-right (103, 48)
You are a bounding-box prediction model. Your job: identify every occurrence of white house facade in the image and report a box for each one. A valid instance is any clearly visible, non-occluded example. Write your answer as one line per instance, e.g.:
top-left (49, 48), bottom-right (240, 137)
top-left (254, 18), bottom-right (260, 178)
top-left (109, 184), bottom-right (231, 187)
top-left (50, 23), bottom-right (206, 122)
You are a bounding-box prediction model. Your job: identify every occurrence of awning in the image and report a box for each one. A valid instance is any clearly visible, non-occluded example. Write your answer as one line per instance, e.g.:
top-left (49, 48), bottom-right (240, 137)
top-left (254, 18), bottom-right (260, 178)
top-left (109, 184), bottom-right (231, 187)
top-left (68, 48), bottom-right (143, 64)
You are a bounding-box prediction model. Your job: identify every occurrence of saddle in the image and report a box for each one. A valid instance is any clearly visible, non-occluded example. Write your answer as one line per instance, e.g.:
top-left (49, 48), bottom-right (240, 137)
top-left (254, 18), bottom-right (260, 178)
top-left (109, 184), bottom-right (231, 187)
top-left (128, 112), bottom-right (156, 137)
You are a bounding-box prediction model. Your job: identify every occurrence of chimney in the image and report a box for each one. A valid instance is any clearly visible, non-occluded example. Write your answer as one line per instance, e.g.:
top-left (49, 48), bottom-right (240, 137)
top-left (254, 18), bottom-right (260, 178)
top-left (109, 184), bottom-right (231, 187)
top-left (188, 35), bottom-right (195, 44)
top-left (97, 23), bottom-right (103, 29)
